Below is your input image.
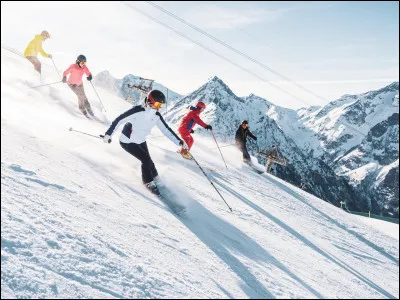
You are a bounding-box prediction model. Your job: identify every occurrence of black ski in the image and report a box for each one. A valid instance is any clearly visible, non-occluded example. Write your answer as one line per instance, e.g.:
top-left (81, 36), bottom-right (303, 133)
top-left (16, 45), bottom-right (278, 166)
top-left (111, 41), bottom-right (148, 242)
top-left (145, 185), bottom-right (186, 215)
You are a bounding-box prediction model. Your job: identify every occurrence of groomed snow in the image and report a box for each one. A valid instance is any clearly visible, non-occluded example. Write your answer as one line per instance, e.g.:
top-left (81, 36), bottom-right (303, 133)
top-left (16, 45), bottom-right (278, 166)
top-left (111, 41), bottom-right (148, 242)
top-left (1, 48), bottom-right (399, 299)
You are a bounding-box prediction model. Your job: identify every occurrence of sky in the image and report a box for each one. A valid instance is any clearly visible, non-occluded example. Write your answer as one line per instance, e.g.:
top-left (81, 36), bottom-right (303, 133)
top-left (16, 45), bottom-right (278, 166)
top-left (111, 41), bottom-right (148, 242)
top-left (1, 48), bottom-right (399, 298)
top-left (1, 1), bottom-right (399, 109)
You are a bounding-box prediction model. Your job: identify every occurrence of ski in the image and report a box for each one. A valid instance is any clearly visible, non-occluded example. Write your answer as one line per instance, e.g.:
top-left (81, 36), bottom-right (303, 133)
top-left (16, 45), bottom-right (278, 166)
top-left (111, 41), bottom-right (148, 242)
top-left (81, 113), bottom-right (107, 124)
top-left (145, 184), bottom-right (161, 196)
top-left (177, 150), bottom-right (193, 160)
top-left (158, 193), bottom-right (187, 216)
top-left (244, 161), bottom-right (264, 174)
top-left (145, 184), bottom-right (186, 216)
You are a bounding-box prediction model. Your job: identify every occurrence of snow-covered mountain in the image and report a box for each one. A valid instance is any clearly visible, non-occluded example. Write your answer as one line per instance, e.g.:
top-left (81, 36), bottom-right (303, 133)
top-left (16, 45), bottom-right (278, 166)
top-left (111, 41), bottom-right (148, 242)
top-left (164, 77), bottom-right (359, 211)
top-left (93, 70), bottom-right (182, 104)
top-left (93, 69), bottom-right (398, 218)
top-left (297, 82), bottom-right (399, 160)
top-left (2, 47), bottom-right (399, 299)
top-left (162, 77), bottom-right (399, 218)
top-left (288, 83), bottom-right (399, 217)
top-left (334, 113), bottom-right (399, 216)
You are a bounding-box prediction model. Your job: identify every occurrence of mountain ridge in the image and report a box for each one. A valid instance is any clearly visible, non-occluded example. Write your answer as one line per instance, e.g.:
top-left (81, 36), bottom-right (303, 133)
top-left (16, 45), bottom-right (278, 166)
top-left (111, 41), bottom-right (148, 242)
top-left (94, 70), bottom-right (398, 217)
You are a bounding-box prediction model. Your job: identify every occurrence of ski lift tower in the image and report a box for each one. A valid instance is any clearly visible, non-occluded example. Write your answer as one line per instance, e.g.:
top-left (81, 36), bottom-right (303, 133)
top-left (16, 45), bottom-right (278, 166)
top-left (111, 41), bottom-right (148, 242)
top-left (257, 144), bottom-right (287, 173)
top-left (126, 77), bottom-right (154, 104)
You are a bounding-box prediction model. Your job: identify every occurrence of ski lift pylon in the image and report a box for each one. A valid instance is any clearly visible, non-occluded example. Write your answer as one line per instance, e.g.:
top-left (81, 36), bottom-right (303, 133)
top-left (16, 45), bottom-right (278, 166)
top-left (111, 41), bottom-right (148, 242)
top-left (125, 77), bottom-right (155, 104)
top-left (257, 144), bottom-right (287, 173)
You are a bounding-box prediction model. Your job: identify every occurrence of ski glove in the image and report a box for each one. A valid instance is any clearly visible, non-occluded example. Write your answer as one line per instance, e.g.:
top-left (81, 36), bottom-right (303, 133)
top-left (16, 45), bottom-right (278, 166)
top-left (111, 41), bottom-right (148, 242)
top-left (190, 129), bottom-right (194, 134)
top-left (87, 74), bottom-right (93, 81)
top-left (102, 134), bottom-right (112, 144)
top-left (205, 125), bottom-right (212, 130)
top-left (253, 136), bottom-right (258, 141)
top-left (62, 76), bottom-right (67, 83)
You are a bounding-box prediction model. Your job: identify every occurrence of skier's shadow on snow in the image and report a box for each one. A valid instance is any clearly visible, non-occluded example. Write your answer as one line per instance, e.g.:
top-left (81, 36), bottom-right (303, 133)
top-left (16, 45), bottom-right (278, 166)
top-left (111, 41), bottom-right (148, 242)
top-left (178, 200), bottom-right (276, 299)
top-left (266, 175), bottom-right (399, 266)
top-left (211, 173), bottom-right (396, 299)
top-left (201, 179), bottom-right (324, 298)
top-left (162, 151), bottom-right (323, 297)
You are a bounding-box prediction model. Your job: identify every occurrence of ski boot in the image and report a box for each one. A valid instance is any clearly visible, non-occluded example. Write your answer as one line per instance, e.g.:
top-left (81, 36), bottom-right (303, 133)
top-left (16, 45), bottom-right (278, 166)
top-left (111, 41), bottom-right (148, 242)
top-left (177, 148), bottom-right (192, 160)
top-left (144, 181), bottom-right (160, 196)
top-left (87, 108), bottom-right (94, 117)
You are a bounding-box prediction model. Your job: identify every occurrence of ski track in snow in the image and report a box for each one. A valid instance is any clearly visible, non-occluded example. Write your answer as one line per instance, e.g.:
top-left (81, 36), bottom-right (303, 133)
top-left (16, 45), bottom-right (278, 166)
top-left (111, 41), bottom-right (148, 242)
top-left (1, 48), bottom-right (399, 299)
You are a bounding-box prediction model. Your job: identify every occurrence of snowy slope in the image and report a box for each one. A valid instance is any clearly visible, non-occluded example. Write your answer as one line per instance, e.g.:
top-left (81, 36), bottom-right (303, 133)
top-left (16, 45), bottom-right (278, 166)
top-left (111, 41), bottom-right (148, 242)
top-left (2, 49), bottom-right (399, 299)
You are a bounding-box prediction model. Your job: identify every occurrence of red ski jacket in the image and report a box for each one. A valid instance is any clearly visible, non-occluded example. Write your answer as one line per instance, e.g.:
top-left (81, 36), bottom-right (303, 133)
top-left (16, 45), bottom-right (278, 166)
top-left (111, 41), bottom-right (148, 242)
top-left (178, 106), bottom-right (208, 132)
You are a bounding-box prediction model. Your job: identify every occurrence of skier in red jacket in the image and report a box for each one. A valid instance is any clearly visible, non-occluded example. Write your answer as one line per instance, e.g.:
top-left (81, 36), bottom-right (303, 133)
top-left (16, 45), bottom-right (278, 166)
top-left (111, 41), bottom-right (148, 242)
top-left (177, 101), bottom-right (212, 158)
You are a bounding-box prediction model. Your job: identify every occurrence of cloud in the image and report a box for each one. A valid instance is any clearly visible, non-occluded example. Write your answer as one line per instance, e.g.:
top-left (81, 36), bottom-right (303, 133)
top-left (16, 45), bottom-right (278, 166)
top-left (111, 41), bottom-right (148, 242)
top-left (2, 1), bottom-right (397, 110)
top-left (168, 1), bottom-right (346, 30)
top-left (269, 78), bottom-right (399, 85)
top-left (183, 4), bottom-right (289, 29)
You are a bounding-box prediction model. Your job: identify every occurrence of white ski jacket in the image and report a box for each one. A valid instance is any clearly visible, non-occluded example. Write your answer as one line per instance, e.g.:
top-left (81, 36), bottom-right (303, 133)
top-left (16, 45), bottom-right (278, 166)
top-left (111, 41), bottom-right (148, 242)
top-left (105, 105), bottom-right (182, 145)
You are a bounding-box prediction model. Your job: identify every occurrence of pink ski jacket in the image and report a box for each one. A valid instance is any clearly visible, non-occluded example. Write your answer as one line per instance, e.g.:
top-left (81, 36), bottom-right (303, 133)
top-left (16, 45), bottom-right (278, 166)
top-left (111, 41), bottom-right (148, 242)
top-left (63, 64), bottom-right (91, 85)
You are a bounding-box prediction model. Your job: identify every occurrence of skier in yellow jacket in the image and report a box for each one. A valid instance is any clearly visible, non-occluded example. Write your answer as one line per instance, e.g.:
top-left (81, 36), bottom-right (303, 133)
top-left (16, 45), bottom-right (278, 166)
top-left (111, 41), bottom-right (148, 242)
top-left (24, 30), bottom-right (52, 74)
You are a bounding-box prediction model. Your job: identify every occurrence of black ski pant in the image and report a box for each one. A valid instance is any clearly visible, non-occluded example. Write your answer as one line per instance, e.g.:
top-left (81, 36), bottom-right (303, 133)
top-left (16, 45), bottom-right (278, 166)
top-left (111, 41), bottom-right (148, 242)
top-left (235, 140), bottom-right (251, 162)
top-left (120, 141), bottom-right (158, 184)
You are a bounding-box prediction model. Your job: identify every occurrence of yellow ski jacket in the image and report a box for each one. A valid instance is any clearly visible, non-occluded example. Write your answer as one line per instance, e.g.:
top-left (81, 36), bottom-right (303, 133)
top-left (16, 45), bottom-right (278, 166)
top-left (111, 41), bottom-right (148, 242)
top-left (24, 34), bottom-right (49, 58)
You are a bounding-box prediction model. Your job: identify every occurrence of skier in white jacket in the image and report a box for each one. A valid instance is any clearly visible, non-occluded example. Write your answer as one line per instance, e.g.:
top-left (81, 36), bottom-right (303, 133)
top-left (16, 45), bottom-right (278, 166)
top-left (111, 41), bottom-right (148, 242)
top-left (102, 90), bottom-right (186, 194)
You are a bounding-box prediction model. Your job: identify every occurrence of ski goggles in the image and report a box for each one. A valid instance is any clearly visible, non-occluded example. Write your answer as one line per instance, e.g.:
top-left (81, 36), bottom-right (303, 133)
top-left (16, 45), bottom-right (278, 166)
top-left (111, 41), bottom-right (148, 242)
top-left (152, 101), bottom-right (164, 109)
top-left (79, 61), bottom-right (86, 65)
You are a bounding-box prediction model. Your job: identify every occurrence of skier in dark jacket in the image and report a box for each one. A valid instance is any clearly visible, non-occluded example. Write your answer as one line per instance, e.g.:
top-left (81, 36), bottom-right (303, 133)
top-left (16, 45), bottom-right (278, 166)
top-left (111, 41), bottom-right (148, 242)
top-left (235, 120), bottom-right (257, 163)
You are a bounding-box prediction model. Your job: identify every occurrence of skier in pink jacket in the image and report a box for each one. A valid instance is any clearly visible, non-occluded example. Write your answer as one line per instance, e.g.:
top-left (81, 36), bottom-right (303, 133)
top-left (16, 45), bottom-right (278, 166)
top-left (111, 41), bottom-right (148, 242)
top-left (62, 54), bottom-right (94, 117)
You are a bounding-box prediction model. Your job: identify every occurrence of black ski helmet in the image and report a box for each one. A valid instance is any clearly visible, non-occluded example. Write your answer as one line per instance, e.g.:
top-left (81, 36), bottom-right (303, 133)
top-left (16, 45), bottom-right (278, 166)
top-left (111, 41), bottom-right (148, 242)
top-left (146, 90), bottom-right (166, 105)
top-left (77, 54), bottom-right (87, 63)
top-left (241, 120), bottom-right (248, 125)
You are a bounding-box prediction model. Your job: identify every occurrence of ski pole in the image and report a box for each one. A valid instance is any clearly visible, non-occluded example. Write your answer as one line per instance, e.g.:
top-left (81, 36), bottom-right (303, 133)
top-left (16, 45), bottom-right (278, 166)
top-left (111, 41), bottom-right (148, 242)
top-left (51, 58), bottom-right (62, 80)
top-left (31, 80), bottom-right (62, 88)
top-left (210, 130), bottom-right (228, 169)
top-left (165, 88), bottom-right (168, 115)
top-left (69, 127), bottom-right (103, 139)
top-left (212, 143), bottom-right (235, 150)
top-left (190, 152), bottom-right (233, 212)
top-left (90, 81), bottom-right (107, 113)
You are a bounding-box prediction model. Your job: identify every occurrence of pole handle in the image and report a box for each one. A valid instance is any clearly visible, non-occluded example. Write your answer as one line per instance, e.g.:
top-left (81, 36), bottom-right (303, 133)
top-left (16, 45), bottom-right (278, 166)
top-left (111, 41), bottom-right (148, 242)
top-left (99, 134), bottom-right (111, 143)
